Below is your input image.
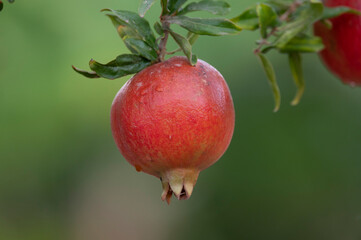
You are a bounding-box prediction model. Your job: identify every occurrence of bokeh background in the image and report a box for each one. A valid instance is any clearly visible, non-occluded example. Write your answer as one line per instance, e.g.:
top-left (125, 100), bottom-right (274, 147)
top-left (1, 0), bottom-right (361, 239)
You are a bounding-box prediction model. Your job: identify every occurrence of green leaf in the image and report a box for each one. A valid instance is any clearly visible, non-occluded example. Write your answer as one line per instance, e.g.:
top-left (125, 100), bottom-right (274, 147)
top-left (288, 52), bottom-right (305, 106)
top-left (257, 53), bottom-right (281, 112)
top-left (265, 0), bottom-right (290, 14)
top-left (230, 6), bottom-right (259, 30)
top-left (103, 9), bottom-right (158, 50)
top-left (89, 54), bottom-right (152, 80)
top-left (278, 35), bottom-right (324, 53)
top-left (161, 0), bottom-right (169, 15)
top-left (167, 16), bottom-right (242, 36)
top-left (72, 66), bottom-right (100, 79)
top-left (154, 22), bottom-right (164, 35)
top-left (168, 0), bottom-right (188, 13)
top-left (103, 9), bottom-right (158, 60)
top-left (0, 2), bottom-right (3, 12)
top-left (274, 2), bottom-right (323, 48)
top-left (321, 6), bottom-right (361, 20)
top-left (123, 38), bottom-right (159, 61)
top-left (139, 0), bottom-right (157, 17)
top-left (179, 0), bottom-right (231, 16)
top-left (256, 3), bottom-right (279, 38)
top-left (169, 30), bottom-right (197, 65)
top-left (187, 32), bottom-right (199, 45)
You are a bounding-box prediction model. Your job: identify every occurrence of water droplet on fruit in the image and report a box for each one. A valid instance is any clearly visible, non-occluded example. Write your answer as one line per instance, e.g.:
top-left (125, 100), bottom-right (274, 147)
top-left (135, 165), bottom-right (142, 172)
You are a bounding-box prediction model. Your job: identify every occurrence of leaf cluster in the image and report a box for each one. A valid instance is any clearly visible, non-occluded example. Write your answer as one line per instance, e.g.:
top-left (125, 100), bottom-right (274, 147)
top-left (231, 0), bottom-right (360, 111)
top-left (73, 0), bottom-right (239, 80)
top-left (73, 0), bottom-right (360, 111)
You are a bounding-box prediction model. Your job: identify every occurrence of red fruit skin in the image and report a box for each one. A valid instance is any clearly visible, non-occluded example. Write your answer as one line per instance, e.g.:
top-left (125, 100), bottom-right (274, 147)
top-left (110, 56), bottom-right (235, 201)
top-left (314, 0), bottom-right (361, 85)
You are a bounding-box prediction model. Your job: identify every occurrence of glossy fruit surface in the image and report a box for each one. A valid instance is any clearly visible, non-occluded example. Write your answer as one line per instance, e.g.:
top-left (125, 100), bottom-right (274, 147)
top-left (111, 56), bottom-right (235, 203)
top-left (314, 0), bottom-right (361, 86)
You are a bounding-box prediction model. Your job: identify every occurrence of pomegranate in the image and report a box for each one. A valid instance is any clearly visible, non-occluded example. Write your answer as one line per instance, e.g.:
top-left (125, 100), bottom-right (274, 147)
top-left (110, 56), bottom-right (235, 203)
top-left (314, 0), bottom-right (361, 86)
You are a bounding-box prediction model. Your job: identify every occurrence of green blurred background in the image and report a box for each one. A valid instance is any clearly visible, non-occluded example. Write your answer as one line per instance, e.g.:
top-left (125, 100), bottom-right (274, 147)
top-left (1, 0), bottom-right (361, 239)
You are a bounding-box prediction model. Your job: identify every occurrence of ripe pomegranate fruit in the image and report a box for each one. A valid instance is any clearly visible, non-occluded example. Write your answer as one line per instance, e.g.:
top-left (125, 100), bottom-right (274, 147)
top-left (111, 56), bottom-right (235, 203)
top-left (314, 0), bottom-right (361, 86)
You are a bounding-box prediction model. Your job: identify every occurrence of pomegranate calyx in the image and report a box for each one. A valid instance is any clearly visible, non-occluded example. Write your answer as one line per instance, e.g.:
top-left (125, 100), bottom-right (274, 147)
top-left (160, 168), bottom-right (199, 204)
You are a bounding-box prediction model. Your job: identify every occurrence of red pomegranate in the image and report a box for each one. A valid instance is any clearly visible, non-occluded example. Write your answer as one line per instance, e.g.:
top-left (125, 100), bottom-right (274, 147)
top-left (111, 56), bottom-right (235, 203)
top-left (314, 0), bottom-right (361, 86)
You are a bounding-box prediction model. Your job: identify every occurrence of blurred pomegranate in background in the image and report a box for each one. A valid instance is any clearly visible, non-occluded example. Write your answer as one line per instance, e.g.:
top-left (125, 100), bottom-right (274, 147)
top-left (314, 0), bottom-right (361, 86)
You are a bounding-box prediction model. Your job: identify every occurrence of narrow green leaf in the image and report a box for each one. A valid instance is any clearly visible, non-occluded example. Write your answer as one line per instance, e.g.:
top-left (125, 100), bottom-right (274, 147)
top-left (179, 0), bottom-right (231, 16)
top-left (256, 3), bottom-right (278, 38)
top-left (265, 0), bottom-right (290, 14)
top-left (168, 0), bottom-right (188, 13)
top-left (167, 16), bottom-right (242, 36)
top-left (278, 35), bottom-right (324, 53)
top-left (231, 6), bottom-right (259, 30)
top-left (123, 38), bottom-right (158, 61)
top-left (187, 32), bottom-right (199, 45)
top-left (72, 66), bottom-right (100, 79)
top-left (139, 0), bottom-right (157, 17)
top-left (169, 30), bottom-right (196, 66)
top-left (161, 0), bottom-right (169, 15)
top-left (257, 53), bottom-right (281, 112)
top-left (191, 54), bottom-right (198, 65)
top-left (321, 6), bottom-right (361, 20)
top-left (89, 54), bottom-right (152, 80)
top-left (0, 2), bottom-right (3, 11)
top-left (274, 2), bottom-right (323, 48)
top-left (103, 9), bottom-right (158, 50)
top-left (154, 22), bottom-right (164, 35)
top-left (288, 52), bottom-right (305, 106)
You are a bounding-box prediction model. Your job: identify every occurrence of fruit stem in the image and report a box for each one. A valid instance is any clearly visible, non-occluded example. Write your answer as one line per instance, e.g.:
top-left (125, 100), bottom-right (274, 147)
top-left (158, 19), bottom-right (170, 62)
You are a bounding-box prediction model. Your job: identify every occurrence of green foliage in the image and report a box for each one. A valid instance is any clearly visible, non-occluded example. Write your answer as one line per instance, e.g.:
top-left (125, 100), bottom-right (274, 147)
top-left (274, 2), bottom-right (323, 49)
top-left (154, 22), bottom-right (164, 35)
top-left (178, 0), bottom-right (231, 16)
top-left (72, 66), bottom-right (100, 79)
top-left (168, 0), bottom-right (188, 13)
top-left (138, 0), bottom-right (157, 17)
top-left (166, 16), bottom-right (241, 36)
top-left (102, 9), bottom-right (158, 51)
top-left (288, 52), bottom-right (305, 106)
top-left (278, 34), bottom-right (324, 53)
top-left (322, 6), bottom-right (361, 20)
top-left (257, 3), bottom-right (279, 38)
top-left (169, 30), bottom-right (197, 65)
top-left (230, 7), bottom-right (259, 30)
top-left (89, 54), bottom-right (152, 79)
top-left (187, 32), bottom-right (199, 45)
top-left (257, 53), bottom-right (281, 112)
top-left (73, 0), bottom-right (361, 110)
top-left (231, 0), bottom-right (358, 110)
